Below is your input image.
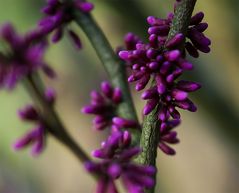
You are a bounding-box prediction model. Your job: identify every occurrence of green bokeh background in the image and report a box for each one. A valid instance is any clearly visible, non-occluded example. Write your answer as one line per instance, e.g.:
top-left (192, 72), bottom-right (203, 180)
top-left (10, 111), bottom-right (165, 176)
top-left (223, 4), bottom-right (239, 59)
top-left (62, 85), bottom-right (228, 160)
top-left (0, 0), bottom-right (239, 192)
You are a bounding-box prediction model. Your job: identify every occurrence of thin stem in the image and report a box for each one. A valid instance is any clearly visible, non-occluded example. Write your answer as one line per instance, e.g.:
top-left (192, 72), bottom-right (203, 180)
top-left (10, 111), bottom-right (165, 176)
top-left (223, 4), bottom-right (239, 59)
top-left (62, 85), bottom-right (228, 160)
top-left (23, 73), bottom-right (91, 163)
top-left (72, 11), bottom-right (141, 145)
top-left (137, 1), bottom-right (197, 192)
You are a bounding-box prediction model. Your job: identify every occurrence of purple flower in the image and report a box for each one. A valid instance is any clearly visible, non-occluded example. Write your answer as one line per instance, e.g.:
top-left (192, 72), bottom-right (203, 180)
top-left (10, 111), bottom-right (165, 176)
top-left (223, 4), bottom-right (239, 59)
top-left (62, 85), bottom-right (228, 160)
top-left (13, 104), bottom-right (47, 156)
top-left (0, 23), bottom-right (54, 89)
top-left (85, 131), bottom-right (156, 193)
top-left (39, 0), bottom-right (94, 48)
top-left (158, 119), bottom-right (180, 155)
top-left (119, 10), bottom-right (210, 155)
top-left (82, 81), bottom-right (138, 131)
top-left (185, 12), bottom-right (211, 57)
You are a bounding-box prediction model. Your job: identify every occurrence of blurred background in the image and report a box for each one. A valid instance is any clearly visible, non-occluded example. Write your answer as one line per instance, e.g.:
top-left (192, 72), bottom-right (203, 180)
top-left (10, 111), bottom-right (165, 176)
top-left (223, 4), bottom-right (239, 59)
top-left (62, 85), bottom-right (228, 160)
top-left (0, 0), bottom-right (239, 192)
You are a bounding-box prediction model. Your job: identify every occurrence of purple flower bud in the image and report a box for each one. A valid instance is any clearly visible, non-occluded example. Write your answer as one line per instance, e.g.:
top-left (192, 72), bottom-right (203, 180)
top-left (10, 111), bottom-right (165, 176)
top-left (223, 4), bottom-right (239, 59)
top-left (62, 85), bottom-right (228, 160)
top-left (175, 99), bottom-right (197, 112)
top-left (108, 163), bottom-right (121, 179)
top-left (68, 30), bottom-right (82, 49)
top-left (112, 87), bottom-right (122, 104)
top-left (161, 131), bottom-right (179, 144)
top-left (177, 80), bottom-right (201, 92)
top-left (92, 149), bottom-right (105, 159)
top-left (52, 27), bottom-right (63, 43)
top-left (167, 119), bottom-right (181, 128)
top-left (141, 87), bottom-right (157, 100)
top-left (178, 59), bottom-right (194, 70)
top-left (156, 75), bottom-right (166, 94)
top-left (156, 55), bottom-right (164, 63)
top-left (81, 105), bottom-right (107, 114)
top-left (44, 87), bottom-right (56, 104)
top-left (120, 147), bottom-right (141, 161)
top-left (132, 64), bottom-right (140, 70)
top-left (75, 1), bottom-right (94, 13)
top-left (13, 131), bottom-right (34, 150)
top-left (122, 131), bottom-right (131, 147)
top-left (171, 89), bottom-right (188, 101)
top-left (147, 16), bottom-right (167, 26)
top-left (148, 61), bottom-right (160, 70)
top-left (165, 33), bottom-right (184, 48)
top-left (93, 115), bottom-right (106, 124)
top-left (101, 81), bottom-right (113, 98)
top-left (94, 122), bottom-right (108, 131)
top-left (31, 136), bottom-right (44, 156)
top-left (159, 142), bottom-right (176, 155)
top-left (146, 49), bottom-right (157, 59)
top-left (13, 125), bottom-right (45, 156)
top-left (18, 105), bottom-right (39, 121)
top-left (148, 34), bottom-right (158, 48)
top-left (160, 61), bottom-right (171, 74)
top-left (135, 74), bottom-right (150, 91)
top-left (147, 16), bottom-right (156, 25)
top-left (158, 107), bottom-right (169, 121)
top-left (164, 50), bottom-right (181, 61)
top-left (90, 90), bottom-right (105, 104)
top-left (42, 65), bottom-right (56, 78)
top-left (185, 42), bottom-right (199, 58)
top-left (148, 26), bottom-right (170, 36)
top-left (118, 50), bottom-right (129, 60)
top-left (143, 98), bottom-right (158, 115)
top-left (188, 28), bottom-right (211, 48)
top-left (128, 71), bottom-right (144, 82)
top-left (190, 12), bottom-right (204, 25)
top-left (112, 117), bottom-right (138, 128)
top-left (166, 68), bottom-right (183, 83)
top-left (168, 106), bottom-right (181, 119)
top-left (194, 22), bottom-right (208, 32)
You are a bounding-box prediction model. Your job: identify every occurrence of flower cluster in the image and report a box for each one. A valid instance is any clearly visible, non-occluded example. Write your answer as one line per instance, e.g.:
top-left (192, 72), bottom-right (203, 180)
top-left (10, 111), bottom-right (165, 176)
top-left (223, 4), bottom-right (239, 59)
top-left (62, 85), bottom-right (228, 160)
top-left (119, 10), bottom-right (210, 155)
top-left (82, 81), bottom-right (138, 131)
top-left (13, 88), bottom-right (56, 156)
top-left (82, 82), bottom-right (151, 192)
top-left (0, 24), bottom-right (54, 89)
top-left (39, 0), bottom-right (94, 48)
top-left (85, 130), bottom-right (155, 193)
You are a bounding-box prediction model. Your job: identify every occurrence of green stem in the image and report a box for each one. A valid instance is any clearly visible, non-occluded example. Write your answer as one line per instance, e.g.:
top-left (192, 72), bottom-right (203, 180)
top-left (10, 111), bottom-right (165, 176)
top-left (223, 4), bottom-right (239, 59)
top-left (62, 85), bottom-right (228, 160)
top-left (137, 1), bottom-right (197, 192)
top-left (23, 73), bottom-right (91, 164)
top-left (72, 11), bottom-right (141, 145)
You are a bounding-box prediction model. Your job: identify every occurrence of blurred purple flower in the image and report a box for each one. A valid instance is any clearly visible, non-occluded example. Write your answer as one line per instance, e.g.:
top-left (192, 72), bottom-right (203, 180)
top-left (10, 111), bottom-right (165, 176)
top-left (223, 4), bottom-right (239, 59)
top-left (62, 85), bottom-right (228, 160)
top-left (13, 105), bottom-right (47, 156)
top-left (85, 131), bottom-right (156, 193)
top-left (39, 0), bottom-right (94, 48)
top-left (82, 81), bottom-right (138, 131)
top-left (0, 23), bottom-right (54, 89)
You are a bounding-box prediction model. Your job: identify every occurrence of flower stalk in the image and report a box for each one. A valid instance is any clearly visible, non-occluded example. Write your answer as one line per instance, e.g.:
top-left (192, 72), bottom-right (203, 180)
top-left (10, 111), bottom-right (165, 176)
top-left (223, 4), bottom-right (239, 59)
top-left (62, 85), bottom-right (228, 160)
top-left (23, 73), bottom-right (91, 163)
top-left (137, 0), bottom-right (198, 192)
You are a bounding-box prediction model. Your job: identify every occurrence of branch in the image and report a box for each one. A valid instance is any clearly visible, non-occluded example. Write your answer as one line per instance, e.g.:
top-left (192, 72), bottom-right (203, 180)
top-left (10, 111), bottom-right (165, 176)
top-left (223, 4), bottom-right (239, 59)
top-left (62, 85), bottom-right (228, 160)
top-left (137, 1), bottom-right (197, 192)
top-left (72, 11), bottom-right (141, 144)
top-left (23, 73), bottom-right (91, 164)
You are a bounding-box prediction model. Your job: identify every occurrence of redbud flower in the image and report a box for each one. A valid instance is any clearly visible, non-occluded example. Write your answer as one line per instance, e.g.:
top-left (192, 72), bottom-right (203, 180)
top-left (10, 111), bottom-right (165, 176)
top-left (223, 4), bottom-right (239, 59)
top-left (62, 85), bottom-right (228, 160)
top-left (0, 23), bottom-right (54, 89)
top-left (82, 81), bottom-right (138, 131)
top-left (39, 0), bottom-right (94, 48)
top-left (119, 9), bottom-right (210, 155)
top-left (13, 105), bottom-right (47, 156)
top-left (85, 131), bottom-right (156, 193)
top-left (159, 119), bottom-right (180, 155)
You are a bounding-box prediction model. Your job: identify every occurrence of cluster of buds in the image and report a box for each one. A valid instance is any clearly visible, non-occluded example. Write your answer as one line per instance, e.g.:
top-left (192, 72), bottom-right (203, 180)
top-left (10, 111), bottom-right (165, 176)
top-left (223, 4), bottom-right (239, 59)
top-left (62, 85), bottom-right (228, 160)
top-left (82, 82), bottom-right (153, 192)
top-left (82, 81), bottom-right (138, 131)
top-left (119, 10), bottom-right (210, 155)
top-left (85, 130), bottom-right (155, 193)
top-left (39, 0), bottom-right (94, 48)
top-left (0, 24), bottom-right (55, 89)
top-left (13, 88), bottom-right (56, 156)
